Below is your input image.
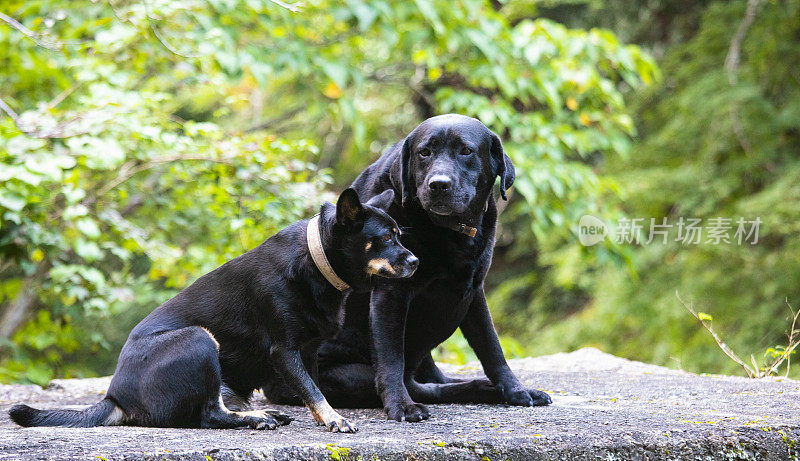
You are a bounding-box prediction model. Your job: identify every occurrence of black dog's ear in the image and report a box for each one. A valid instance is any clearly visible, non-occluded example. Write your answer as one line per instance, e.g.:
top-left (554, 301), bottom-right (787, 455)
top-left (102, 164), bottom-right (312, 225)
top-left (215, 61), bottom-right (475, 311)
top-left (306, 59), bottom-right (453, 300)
top-left (400, 137), bottom-right (414, 206)
top-left (366, 189), bottom-right (394, 212)
top-left (336, 188), bottom-right (364, 229)
top-left (490, 131), bottom-right (515, 200)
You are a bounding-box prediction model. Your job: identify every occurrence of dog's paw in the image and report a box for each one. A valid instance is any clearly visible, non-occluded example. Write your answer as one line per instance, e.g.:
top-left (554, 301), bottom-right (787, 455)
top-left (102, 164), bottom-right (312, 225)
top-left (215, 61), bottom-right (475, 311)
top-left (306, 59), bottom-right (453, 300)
top-left (251, 415), bottom-right (280, 430)
top-left (502, 387), bottom-right (552, 407)
top-left (310, 405), bottom-right (358, 433)
top-left (264, 408), bottom-right (293, 426)
top-left (324, 415), bottom-right (359, 433)
top-left (527, 389), bottom-right (552, 406)
top-left (502, 387), bottom-right (533, 406)
top-left (253, 419), bottom-right (278, 430)
top-left (242, 409), bottom-right (290, 430)
top-left (385, 401), bottom-right (430, 422)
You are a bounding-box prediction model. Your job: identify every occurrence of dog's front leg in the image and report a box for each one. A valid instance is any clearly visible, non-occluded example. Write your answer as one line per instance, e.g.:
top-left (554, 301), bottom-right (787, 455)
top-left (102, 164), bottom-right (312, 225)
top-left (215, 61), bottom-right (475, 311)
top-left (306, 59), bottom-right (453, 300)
top-left (370, 286), bottom-right (430, 422)
top-left (460, 289), bottom-right (552, 407)
top-left (270, 346), bottom-right (357, 433)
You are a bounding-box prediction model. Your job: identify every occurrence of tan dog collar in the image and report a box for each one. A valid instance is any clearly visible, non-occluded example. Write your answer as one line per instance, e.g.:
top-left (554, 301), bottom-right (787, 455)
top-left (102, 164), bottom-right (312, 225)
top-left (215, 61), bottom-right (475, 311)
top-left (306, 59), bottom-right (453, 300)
top-left (307, 215), bottom-right (350, 291)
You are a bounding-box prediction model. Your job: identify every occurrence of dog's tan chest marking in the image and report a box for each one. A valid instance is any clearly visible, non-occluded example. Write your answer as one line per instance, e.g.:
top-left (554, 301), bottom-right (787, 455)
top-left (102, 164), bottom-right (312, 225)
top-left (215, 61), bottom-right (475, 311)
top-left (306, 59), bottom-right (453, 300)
top-left (366, 258), bottom-right (395, 275)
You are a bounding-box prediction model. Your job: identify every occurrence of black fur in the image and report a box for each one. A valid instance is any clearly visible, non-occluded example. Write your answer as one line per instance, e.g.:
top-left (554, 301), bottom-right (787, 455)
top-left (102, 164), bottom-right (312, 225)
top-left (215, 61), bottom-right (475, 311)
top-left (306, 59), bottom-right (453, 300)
top-left (302, 114), bottom-right (551, 421)
top-left (9, 189), bottom-right (417, 432)
top-left (9, 399), bottom-right (117, 428)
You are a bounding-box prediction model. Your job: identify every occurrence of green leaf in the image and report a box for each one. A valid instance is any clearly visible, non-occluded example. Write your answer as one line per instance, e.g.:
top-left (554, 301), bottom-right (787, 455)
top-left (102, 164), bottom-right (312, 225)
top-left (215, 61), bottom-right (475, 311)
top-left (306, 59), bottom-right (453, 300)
top-left (75, 239), bottom-right (103, 262)
top-left (413, 0), bottom-right (444, 34)
top-left (75, 218), bottom-right (101, 239)
top-left (316, 60), bottom-right (349, 89)
top-left (0, 191), bottom-right (26, 212)
top-left (348, 0), bottom-right (379, 32)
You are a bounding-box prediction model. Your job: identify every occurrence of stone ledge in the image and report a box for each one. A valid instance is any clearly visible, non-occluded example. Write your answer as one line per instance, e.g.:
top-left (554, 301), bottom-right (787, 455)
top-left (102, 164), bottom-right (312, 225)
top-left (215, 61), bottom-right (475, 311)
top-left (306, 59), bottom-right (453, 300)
top-left (1, 348), bottom-right (798, 460)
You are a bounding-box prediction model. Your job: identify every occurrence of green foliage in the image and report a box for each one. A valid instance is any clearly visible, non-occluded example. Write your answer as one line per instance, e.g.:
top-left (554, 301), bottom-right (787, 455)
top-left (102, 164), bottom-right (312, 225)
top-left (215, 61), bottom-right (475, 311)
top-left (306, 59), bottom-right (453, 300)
top-left (325, 444), bottom-right (351, 461)
top-left (0, 0), bottom-right (331, 384)
top-left (531, 0), bottom-right (800, 377)
top-left (432, 330), bottom-right (527, 365)
top-left (0, 0), bottom-right (655, 383)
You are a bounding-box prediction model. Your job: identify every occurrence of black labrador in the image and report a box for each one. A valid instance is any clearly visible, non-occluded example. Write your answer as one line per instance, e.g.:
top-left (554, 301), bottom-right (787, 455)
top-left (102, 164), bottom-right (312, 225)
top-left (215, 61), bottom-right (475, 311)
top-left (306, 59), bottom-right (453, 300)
top-left (10, 189), bottom-right (418, 432)
top-left (266, 113), bottom-right (552, 421)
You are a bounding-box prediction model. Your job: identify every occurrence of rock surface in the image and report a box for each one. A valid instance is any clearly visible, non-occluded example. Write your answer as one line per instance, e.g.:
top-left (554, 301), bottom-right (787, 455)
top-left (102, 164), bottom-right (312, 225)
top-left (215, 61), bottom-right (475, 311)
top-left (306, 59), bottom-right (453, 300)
top-left (0, 347), bottom-right (798, 460)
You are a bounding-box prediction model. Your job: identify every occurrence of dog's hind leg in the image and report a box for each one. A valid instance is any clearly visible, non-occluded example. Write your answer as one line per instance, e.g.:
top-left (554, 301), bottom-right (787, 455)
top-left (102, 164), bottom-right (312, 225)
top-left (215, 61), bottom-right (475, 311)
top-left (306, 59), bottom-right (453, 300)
top-left (111, 326), bottom-right (290, 429)
top-left (191, 328), bottom-right (291, 430)
top-left (201, 395), bottom-right (292, 430)
top-left (410, 353), bottom-right (510, 403)
top-left (414, 353), bottom-right (470, 384)
top-left (406, 377), bottom-right (504, 404)
top-left (220, 384), bottom-right (252, 411)
top-left (409, 353), bottom-right (548, 405)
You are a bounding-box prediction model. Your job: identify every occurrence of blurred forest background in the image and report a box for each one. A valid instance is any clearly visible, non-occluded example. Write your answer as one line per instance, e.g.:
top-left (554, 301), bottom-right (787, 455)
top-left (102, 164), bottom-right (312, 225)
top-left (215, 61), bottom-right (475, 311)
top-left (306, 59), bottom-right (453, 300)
top-left (1, 0), bottom-right (798, 385)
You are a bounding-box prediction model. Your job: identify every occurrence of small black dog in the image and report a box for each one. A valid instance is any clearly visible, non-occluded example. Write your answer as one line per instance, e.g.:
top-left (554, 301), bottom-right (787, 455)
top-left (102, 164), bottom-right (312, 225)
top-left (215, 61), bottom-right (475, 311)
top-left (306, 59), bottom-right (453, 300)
top-left (9, 188), bottom-right (417, 433)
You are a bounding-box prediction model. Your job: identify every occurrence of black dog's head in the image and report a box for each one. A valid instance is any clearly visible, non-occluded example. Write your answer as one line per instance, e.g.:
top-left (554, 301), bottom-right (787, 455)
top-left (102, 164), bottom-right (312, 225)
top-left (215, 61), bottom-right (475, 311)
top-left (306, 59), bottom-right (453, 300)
top-left (333, 188), bottom-right (418, 279)
top-left (399, 114), bottom-right (515, 217)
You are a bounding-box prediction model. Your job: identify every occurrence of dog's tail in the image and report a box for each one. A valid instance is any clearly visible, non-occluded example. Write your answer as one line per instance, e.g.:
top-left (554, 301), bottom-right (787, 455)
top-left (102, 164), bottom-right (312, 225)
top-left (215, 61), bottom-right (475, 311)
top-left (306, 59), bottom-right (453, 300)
top-left (9, 398), bottom-right (123, 427)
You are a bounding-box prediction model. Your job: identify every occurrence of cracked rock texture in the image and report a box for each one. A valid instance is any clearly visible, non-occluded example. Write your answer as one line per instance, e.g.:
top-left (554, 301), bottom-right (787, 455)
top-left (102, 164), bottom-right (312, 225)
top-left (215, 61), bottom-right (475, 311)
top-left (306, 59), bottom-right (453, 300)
top-left (1, 348), bottom-right (798, 460)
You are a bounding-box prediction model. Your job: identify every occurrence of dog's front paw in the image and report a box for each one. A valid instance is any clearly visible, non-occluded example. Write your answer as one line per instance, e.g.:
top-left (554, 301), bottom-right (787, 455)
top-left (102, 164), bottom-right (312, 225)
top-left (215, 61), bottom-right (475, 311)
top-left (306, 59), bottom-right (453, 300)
top-left (503, 387), bottom-right (533, 406)
top-left (527, 389), bottom-right (552, 406)
top-left (502, 386), bottom-right (552, 407)
top-left (325, 415), bottom-right (358, 433)
top-left (385, 400), bottom-right (430, 422)
top-left (310, 404), bottom-right (358, 433)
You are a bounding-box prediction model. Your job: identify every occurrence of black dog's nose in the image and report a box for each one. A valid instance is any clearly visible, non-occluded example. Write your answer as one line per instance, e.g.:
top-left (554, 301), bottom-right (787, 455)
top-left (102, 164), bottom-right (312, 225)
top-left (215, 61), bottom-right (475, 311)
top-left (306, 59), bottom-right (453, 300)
top-left (428, 175), bottom-right (452, 192)
top-left (406, 255), bottom-right (419, 270)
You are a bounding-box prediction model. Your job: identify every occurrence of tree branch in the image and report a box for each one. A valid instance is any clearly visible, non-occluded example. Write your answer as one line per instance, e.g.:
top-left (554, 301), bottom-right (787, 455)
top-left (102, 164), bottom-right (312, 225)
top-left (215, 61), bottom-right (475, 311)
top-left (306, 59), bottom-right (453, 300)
top-left (0, 95), bottom-right (20, 123)
top-left (244, 105), bottom-right (306, 133)
top-left (141, 0), bottom-right (203, 58)
top-left (96, 154), bottom-right (235, 197)
top-left (0, 11), bottom-right (61, 51)
top-left (0, 261), bottom-right (50, 342)
top-left (676, 290), bottom-right (756, 377)
top-left (724, 0), bottom-right (763, 84)
top-left (724, 0), bottom-right (764, 158)
top-left (267, 0), bottom-right (302, 12)
top-left (47, 82), bottom-right (81, 110)
top-left (0, 94), bottom-right (97, 138)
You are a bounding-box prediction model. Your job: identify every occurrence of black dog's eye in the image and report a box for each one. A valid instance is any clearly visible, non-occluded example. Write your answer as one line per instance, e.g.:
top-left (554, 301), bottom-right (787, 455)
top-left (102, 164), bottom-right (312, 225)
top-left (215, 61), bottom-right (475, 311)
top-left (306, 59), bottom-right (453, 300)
top-left (419, 148), bottom-right (431, 157)
top-left (459, 147), bottom-right (472, 156)
top-left (382, 233), bottom-right (392, 243)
